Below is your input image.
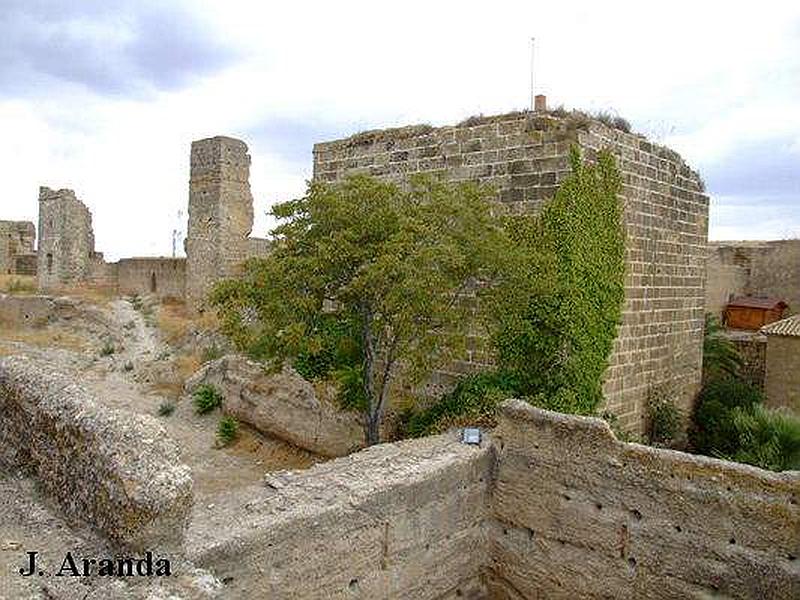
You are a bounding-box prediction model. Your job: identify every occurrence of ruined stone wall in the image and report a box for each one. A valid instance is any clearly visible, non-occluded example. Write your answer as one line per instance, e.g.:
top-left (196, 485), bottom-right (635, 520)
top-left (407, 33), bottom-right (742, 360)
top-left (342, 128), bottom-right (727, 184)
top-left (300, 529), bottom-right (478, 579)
top-left (0, 356), bottom-right (193, 550)
top-left (190, 432), bottom-right (493, 599)
top-left (86, 253), bottom-right (119, 291)
top-left (37, 187), bottom-right (95, 291)
top-left (0, 220), bottom-right (36, 275)
top-left (313, 113), bottom-right (708, 433)
top-left (489, 399), bottom-right (800, 599)
top-left (764, 335), bottom-right (800, 414)
top-left (706, 240), bottom-right (800, 318)
top-left (185, 136), bottom-right (255, 310)
top-left (117, 257), bottom-right (186, 301)
top-left (751, 240), bottom-right (800, 315)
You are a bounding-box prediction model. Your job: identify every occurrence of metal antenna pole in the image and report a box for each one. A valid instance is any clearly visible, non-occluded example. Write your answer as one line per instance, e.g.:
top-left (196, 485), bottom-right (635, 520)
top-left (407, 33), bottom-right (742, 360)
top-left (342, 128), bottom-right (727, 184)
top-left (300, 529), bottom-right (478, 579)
top-left (530, 37), bottom-right (535, 110)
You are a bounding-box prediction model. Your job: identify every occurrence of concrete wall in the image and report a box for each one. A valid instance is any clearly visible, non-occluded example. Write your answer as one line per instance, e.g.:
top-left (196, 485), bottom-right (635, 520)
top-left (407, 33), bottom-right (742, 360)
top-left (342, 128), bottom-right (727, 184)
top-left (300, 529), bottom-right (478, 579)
top-left (37, 187), bottom-right (95, 291)
top-left (0, 356), bottom-right (193, 551)
top-left (313, 113), bottom-right (708, 434)
top-left (706, 240), bottom-right (800, 318)
top-left (186, 136), bottom-right (255, 309)
top-left (189, 432), bottom-right (493, 599)
top-left (489, 400), bottom-right (800, 599)
top-left (117, 257), bottom-right (186, 300)
top-left (764, 335), bottom-right (800, 414)
top-left (0, 220), bottom-right (36, 275)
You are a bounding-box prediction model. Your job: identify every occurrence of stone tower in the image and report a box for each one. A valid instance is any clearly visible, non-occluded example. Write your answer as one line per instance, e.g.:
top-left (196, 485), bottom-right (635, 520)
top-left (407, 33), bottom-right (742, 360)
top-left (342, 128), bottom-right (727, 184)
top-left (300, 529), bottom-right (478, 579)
top-left (185, 136), bottom-right (254, 310)
top-left (37, 187), bottom-right (95, 291)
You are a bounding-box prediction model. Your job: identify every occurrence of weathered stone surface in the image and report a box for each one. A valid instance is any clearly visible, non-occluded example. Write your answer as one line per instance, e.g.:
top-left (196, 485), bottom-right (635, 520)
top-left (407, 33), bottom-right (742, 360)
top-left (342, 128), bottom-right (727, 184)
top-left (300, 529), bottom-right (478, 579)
top-left (185, 354), bottom-right (364, 457)
top-left (0, 293), bottom-right (57, 327)
top-left (0, 220), bottom-right (35, 276)
top-left (37, 187), bottom-right (97, 291)
top-left (185, 136), bottom-right (256, 310)
top-left (0, 356), bottom-right (193, 551)
top-left (489, 399), bottom-right (800, 599)
top-left (188, 432), bottom-right (494, 599)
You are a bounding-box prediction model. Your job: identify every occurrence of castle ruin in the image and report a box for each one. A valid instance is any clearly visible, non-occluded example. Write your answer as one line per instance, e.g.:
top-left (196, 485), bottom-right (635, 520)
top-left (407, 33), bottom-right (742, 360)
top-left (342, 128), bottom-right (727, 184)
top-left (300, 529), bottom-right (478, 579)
top-left (31, 136), bottom-right (268, 306)
top-left (313, 109), bottom-right (709, 433)
top-left (5, 112), bottom-right (710, 433)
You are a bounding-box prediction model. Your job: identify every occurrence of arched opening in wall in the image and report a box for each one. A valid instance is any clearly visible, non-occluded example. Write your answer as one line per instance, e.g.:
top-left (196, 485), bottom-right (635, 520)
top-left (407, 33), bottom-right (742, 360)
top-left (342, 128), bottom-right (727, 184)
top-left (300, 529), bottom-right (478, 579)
top-left (46, 253), bottom-right (53, 275)
top-left (150, 272), bottom-right (157, 293)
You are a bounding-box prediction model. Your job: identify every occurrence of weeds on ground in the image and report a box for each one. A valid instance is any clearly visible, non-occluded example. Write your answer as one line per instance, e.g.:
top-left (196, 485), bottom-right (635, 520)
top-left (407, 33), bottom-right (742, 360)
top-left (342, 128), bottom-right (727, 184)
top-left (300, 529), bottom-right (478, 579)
top-left (217, 415), bottom-right (239, 446)
top-left (193, 383), bottom-right (223, 415)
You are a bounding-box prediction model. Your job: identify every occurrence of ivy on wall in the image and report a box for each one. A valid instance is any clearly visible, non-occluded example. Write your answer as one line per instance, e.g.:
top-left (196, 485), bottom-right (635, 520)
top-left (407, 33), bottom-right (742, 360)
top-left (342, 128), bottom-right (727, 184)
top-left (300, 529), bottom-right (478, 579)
top-left (408, 146), bottom-right (626, 434)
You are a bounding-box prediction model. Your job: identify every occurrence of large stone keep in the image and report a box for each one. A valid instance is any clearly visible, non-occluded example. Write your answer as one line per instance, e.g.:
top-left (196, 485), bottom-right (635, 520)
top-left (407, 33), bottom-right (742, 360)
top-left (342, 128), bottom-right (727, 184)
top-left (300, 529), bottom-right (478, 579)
top-left (37, 186), bottom-right (96, 291)
top-left (313, 111), bottom-right (709, 433)
top-left (186, 136), bottom-right (256, 310)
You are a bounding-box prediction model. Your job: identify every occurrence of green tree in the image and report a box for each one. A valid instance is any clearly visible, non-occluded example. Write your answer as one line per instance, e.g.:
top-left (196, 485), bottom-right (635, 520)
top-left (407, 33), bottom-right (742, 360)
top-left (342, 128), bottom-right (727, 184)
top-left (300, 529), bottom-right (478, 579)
top-left (702, 313), bottom-right (742, 379)
top-left (211, 174), bottom-right (505, 445)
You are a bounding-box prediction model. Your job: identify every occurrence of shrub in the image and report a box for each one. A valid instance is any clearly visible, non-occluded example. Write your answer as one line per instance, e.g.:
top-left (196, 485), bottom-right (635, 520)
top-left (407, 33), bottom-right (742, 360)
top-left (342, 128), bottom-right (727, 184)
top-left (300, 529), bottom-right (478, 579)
top-left (404, 371), bottom-right (519, 437)
top-left (217, 415), bottom-right (239, 446)
top-left (691, 378), bottom-right (763, 457)
top-left (646, 390), bottom-right (682, 447)
top-left (201, 343), bottom-right (224, 364)
top-left (702, 313), bottom-right (742, 379)
top-left (728, 405), bottom-right (800, 472)
top-left (193, 384), bottom-right (223, 415)
top-left (100, 342), bottom-right (116, 356)
top-left (158, 401), bottom-right (175, 417)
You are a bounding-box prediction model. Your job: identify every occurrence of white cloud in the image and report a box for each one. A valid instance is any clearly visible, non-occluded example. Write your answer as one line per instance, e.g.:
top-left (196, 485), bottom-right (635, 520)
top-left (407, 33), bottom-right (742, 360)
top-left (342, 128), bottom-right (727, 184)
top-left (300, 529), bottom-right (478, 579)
top-left (2, 0), bottom-right (799, 259)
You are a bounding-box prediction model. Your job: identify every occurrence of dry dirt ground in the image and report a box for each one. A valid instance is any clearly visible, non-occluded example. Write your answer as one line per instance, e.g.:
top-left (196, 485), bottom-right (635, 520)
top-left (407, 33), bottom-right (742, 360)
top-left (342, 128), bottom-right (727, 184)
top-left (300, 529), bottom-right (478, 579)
top-left (0, 294), bottom-right (323, 599)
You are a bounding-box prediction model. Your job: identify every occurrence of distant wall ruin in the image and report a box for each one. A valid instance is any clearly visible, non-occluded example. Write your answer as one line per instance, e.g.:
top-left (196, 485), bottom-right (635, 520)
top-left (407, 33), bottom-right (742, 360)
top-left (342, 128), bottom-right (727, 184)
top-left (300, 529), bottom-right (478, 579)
top-left (314, 113), bottom-right (709, 433)
top-left (117, 257), bottom-right (186, 301)
top-left (19, 137), bottom-right (268, 308)
top-left (0, 220), bottom-right (36, 276)
top-left (706, 240), bottom-right (800, 318)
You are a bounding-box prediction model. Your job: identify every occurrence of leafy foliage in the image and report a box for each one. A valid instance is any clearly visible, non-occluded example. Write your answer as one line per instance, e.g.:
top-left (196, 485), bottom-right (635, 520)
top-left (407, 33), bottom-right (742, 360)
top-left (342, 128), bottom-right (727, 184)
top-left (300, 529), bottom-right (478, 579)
top-left (692, 376), bottom-right (800, 471)
top-left (646, 388), bottom-right (683, 447)
top-left (691, 377), bottom-right (764, 457)
top-left (217, 415), bottom-right (239, 447)
top-left (702, 313), bottom-right (742, 379)
top-left (158, 401), bottom-right (175, 417)
top-left (484, 146), bottom-right (625, 414)
top-left (193, 383), bottom-right (223, 415)
top-left (406, 147), bottom-right (625, 433)
top-left (728, 405), bottom-right (800, 472)
top-left (404, 372), bottom-right (520, 437)
top-left (211, 174), bottom-right (505, 444)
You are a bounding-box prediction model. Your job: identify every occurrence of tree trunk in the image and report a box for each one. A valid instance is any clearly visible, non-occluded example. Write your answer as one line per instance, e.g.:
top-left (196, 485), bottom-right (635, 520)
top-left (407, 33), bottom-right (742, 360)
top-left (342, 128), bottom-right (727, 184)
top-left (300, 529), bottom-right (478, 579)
top-left (366, 413), bottom-right (380, 446)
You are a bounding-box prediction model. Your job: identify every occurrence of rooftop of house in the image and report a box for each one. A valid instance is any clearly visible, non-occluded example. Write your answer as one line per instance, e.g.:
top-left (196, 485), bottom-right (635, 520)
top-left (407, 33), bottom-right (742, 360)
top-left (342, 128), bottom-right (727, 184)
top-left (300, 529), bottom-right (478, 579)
top-left (761, 313), bottom-right (800, 337)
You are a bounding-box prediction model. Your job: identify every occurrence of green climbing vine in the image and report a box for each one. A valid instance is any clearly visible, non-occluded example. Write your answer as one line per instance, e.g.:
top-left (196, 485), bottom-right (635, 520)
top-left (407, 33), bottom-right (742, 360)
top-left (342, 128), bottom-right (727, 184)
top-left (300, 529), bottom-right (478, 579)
top-left (408, 146), bottom-right (626, 434)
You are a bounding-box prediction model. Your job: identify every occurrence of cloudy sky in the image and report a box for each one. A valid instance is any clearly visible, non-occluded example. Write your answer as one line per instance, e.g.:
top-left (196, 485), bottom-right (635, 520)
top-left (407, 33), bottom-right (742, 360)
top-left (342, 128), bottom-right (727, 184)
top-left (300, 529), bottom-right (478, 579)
top-left (2, 0), bottom-right (798, 260)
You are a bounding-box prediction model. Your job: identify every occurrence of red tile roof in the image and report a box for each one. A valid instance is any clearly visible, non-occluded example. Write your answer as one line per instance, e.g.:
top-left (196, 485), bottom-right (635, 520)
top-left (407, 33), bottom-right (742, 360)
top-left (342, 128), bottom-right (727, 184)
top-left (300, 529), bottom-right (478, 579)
top-left (727, 296), bottom-right (788, 310)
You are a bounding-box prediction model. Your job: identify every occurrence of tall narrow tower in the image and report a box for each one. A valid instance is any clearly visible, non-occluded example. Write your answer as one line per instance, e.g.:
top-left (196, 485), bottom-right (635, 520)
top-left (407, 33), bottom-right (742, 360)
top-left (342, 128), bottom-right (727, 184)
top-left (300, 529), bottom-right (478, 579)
top-left (37, 187), bottom-right (95, 291)
top-left (185, 136), bottom-right (254, 310)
